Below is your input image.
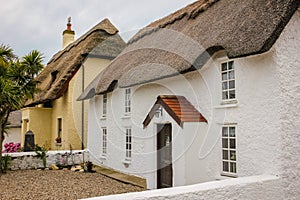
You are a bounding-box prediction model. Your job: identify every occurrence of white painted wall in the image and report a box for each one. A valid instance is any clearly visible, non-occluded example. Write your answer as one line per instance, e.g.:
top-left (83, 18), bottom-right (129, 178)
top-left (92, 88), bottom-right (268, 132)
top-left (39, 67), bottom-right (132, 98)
top-left (272, 9), bottom-right (300, 199)
top-left (87, 49), bottom-right (282, 189)
top-left (86, 9), bottom-right (299, 196)
top-left (82, 175), bottom-right (282, 200)
top-left (2, 127), bottom-right (21, 148)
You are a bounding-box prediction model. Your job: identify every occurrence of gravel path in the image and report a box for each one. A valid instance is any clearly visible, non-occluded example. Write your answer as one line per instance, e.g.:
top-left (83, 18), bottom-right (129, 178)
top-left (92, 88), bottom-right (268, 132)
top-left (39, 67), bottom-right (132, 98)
top-left (0, 170), bottom-right (144, 200)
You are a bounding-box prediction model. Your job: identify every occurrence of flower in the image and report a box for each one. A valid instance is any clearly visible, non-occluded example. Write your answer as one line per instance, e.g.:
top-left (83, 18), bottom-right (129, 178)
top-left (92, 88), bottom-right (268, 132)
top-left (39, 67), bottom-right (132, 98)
top-left (2, 142), bottom-right (21, 153)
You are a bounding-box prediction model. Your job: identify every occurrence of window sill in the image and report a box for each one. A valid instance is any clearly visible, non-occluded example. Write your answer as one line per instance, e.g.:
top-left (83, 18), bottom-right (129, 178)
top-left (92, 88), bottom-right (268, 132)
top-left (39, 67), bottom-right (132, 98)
top-left (121, 114), bottom-right (131, 119)
top-left (221, 172), bottom-right (238, 178)
top-left (122, 158), bottom-right (131, 165)
top-left (99, 155), bottom-right (107, 160)
top-left (55, 143), bottom-right (62, 147)
top-left (100, 116), bottom-right (107, 120)
top-left (221, 99), bottom-right (238, 105)
top-left (215, 100), bottom-right (238, 109)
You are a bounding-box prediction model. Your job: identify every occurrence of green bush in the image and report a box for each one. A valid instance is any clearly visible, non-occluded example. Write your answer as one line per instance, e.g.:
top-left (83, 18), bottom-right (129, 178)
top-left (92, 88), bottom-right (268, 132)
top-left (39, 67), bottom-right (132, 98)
top-left (2, 154), bottom-right (12, 173)
top-left (34, 144), bottom-right (48, 169)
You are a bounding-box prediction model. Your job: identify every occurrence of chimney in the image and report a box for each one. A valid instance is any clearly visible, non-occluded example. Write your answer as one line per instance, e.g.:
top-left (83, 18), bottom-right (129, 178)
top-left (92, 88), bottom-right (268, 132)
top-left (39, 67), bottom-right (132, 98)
top-left (62, 17), bottom-right (75, 49)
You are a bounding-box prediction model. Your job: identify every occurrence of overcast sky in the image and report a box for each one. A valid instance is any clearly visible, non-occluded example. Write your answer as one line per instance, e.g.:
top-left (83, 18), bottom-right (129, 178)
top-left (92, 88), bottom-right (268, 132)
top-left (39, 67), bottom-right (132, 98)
top-left (0, 0), bottom-right (195, 64)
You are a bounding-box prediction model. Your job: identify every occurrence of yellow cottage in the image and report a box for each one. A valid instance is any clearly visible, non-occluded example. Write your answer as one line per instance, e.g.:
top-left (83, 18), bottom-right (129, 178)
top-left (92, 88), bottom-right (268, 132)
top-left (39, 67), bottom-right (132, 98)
top-left (21, 18), bottom-right (126, 150)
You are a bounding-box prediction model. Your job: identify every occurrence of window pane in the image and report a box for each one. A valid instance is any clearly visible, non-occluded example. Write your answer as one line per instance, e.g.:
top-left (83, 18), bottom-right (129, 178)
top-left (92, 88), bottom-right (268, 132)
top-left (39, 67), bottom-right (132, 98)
top-left (230, 162), bottom-right (236, 173)
top-left (222, 82), bottom-right (228, 90)
top-left (229, 80), bottom-right (235, 89)
top-left (230, 139), bottom-right (236, 149)
top-left (222, 72), bottom-right (227, 80)
top-left (230, 151), bottom-right (236, 161)
top-left (229, 90), bottom-right (235, 99)
top-left (222, 127), bottom-right (228, 136)
top-left (222, 150), bottom-right (228, 160)
top-left (222, 63), bottom-right (227, 71)
top-left (223, 161), bottom-right (229, 172)
top-left (229, 127), bottom-right (235, 137)
top-left (222, 139), bottom-right (228, 148)
top-left (222, 91), bottom-right (228, 100)
top-left (229, 71), bottom-right (235, 79)
top-left (228, 61), bottom-right (234, 70)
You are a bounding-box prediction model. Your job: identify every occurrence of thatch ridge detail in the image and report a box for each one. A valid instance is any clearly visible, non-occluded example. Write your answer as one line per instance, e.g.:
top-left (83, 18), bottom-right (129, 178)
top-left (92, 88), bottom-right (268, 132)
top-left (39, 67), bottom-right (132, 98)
top-left (25, 18), bottom-right (125, 106)
top-left (79, 0), bottom-right (299, 100)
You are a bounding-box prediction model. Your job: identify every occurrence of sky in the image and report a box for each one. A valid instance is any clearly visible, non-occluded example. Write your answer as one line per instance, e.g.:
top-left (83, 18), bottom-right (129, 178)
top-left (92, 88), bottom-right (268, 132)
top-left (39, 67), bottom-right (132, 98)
top-left (0, 0), bottom-right (195, 64)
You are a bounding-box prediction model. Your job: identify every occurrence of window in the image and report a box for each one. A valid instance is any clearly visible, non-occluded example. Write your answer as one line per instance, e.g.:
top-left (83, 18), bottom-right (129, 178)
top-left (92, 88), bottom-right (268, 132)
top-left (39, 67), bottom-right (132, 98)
top-left (125, 88), bottom-right (131, 113)
top-left (222, 125), bottom-right (237, 176)
top-left (56, 118), bottom-right (62, 144)
top-left (102, 128), bottom-right (107, 156)
top-left (221, 61), bottom-right (235, 100)
top-left (57, 118), bottom-right (62, 138)
top-left (125, 128), bottom-right (132, 159)
top-left (103, 94), bottom-right (107, 116)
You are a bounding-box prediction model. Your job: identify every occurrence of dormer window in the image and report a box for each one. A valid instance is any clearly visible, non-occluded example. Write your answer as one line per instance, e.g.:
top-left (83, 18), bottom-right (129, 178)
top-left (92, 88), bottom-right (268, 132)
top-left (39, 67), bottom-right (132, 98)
top-left (51, 70), bottom-right (59, 84)
top-left (221, 61), bottom-right (235, 100)
top-left (125, 88), bottom-right (131, 114)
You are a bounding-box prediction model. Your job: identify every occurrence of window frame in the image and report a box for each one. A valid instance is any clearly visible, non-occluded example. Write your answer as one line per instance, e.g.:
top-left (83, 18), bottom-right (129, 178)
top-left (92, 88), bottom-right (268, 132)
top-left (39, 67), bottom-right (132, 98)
top-left (125, 88), bottom-right (131, 114)
top-left (125, 128), bottom-right (132, 160)
top-left (102, 127), bottom-right (107, 157)
top-left (221, 60), bottom-right (236, 102)
top-left (221, 125), bottom-right (237, 177)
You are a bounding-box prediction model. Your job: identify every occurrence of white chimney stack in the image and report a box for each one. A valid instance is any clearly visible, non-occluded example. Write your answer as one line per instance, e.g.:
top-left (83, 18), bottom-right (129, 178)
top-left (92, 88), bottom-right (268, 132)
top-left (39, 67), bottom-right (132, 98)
top-left (62, 17), bottom-right (75, 49)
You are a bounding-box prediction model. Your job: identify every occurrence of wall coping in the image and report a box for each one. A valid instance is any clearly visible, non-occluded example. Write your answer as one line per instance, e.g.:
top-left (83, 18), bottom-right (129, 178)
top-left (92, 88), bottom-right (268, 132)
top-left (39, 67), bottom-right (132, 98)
top-left (3, 150), bottom-right (87, 157)
top-left (81, 175), bottom-right (279, 200)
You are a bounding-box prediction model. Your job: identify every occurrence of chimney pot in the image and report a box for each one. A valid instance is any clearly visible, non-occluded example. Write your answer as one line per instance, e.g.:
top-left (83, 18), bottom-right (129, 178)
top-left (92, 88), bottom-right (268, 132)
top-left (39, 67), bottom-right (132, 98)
top-left (62, 17), bottom-right (75, 49)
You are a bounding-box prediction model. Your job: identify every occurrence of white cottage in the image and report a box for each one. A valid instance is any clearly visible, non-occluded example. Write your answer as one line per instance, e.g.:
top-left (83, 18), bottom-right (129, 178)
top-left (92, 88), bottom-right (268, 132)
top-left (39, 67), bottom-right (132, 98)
top-left (79, 0), bottom-right (300, 195)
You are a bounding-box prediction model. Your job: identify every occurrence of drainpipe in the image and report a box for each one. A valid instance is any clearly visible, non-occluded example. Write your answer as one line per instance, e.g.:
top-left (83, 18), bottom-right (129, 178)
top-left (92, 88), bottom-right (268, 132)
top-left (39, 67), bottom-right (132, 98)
top-left (81, 64), bottom-right (85, 150)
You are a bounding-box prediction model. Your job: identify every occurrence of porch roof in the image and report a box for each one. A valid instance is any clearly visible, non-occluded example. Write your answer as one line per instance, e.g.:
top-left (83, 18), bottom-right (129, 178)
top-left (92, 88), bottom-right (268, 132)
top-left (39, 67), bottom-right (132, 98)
top-left (143, 95), bottom-right (207, 128)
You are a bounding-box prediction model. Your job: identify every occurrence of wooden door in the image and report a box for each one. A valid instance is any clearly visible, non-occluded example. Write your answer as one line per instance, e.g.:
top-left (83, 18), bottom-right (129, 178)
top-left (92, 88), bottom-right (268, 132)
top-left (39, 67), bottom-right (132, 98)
top-left (157, 123), bottom-right (172, 188)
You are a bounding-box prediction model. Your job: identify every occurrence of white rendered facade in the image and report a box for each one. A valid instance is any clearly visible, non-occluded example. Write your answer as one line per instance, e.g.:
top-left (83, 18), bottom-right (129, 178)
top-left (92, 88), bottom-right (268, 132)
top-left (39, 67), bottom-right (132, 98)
top-left (86, 9), bottom-right (299, 194)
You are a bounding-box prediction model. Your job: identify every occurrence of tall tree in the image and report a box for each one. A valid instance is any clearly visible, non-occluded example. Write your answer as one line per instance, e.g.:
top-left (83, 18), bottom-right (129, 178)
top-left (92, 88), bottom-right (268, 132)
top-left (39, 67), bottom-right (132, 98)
top-left (0, 45), bottom-right (43, 173)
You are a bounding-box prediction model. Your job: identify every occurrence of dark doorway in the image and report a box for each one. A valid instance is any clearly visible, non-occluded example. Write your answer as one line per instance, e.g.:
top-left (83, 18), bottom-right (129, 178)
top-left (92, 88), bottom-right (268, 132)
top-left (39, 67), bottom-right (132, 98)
top-left (157, 123), bottom-right (172, 189)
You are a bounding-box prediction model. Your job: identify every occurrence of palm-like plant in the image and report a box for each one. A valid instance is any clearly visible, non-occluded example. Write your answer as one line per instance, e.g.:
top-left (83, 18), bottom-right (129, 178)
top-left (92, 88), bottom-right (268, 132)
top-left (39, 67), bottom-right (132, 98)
top-left (0, 44), bottom-right (43, 173)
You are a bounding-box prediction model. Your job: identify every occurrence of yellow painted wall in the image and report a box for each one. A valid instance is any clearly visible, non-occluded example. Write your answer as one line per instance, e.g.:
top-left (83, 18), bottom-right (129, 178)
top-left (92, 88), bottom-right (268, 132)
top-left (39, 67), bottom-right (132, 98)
top-left (21, 107), bottom-right (52, 148)
top-left (21, 57), bottom-right (112, 150)
top-left (72, 57), bottom-right (112, 150)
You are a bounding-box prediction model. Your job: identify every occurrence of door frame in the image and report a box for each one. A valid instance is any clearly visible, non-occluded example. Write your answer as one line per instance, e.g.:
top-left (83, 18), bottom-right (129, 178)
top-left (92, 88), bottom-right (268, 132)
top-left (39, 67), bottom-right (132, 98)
top-left (156, 123), bottom-right (173, 189)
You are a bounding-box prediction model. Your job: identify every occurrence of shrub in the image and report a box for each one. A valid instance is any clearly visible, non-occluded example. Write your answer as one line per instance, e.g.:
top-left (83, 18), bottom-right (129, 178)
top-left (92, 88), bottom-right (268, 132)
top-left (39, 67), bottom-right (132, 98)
top-left (35, 144), bottom-right (48, 169)
top-left (1, 154), bottom-right (12, 173)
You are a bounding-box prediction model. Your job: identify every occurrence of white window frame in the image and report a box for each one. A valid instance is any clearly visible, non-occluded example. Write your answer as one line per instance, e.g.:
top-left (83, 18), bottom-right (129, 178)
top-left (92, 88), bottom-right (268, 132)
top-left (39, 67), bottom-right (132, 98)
top-left (221, 60), bottom-right (236, 102)
top-left (221, 125), bottom-right (237, 177)
top-left (102, 93), bottom-right (107, 117)
top-left (125, 128), bottom-right (132, 160)
top-left (125, 88), bottom-right (131, 114)
top-left (102, 127), bottom-right (107, 157)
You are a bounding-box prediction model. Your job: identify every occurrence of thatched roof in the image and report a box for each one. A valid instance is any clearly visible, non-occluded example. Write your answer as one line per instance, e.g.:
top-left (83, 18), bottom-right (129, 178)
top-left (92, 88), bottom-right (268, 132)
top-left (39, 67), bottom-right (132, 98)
top-left (25, 18), bottom-right (126, 106)
top-left (7, 110), bottom-right (21, 128)
top-left (78, 0), bottom-right (299, 100)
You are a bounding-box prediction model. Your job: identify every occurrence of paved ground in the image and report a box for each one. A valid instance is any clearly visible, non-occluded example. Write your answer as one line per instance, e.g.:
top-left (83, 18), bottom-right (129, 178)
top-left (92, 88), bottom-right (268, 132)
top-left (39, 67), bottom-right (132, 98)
top-left (0, 170), bottom-right (144, 200)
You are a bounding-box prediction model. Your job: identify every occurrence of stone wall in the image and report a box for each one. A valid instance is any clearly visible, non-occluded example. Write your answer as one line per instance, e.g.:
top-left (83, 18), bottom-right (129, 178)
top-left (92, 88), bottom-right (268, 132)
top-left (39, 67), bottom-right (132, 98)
top-left (3, 150), bottom-right (89, 170)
